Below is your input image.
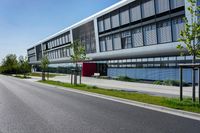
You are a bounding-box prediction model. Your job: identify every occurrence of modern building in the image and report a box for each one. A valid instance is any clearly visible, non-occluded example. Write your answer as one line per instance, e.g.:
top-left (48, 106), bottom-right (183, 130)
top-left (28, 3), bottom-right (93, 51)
top-left (27, 0), bottom-right (199, 82)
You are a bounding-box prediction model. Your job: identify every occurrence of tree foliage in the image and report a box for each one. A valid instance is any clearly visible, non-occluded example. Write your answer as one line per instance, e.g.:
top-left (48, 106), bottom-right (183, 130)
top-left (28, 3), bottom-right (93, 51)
top-left (0, 54), bottom-right (19, 74)
top-left (18, 56), bottom-right (31, 77)
top-left (0, 54), bottom-right (31, 76)
top-left (70, 40), bottom-right (87, 85)
top-left (70, 40), bottom-right (87, 63)
top-left (177, 0), bottom-right (200, 60)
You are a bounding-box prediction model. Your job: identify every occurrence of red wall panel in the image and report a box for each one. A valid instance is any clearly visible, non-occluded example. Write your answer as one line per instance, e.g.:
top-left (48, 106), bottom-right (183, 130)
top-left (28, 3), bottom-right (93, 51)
top-left (82, 63), bottom-right (97, 77)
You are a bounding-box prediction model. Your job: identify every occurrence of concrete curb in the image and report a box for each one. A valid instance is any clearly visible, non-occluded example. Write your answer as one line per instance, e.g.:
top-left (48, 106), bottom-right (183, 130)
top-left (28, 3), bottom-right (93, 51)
top-left (35, 81), bottom-right (200, 121)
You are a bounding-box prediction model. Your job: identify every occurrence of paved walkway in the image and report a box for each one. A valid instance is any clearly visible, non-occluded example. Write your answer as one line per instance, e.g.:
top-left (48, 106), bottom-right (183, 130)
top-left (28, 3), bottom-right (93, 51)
top-left (26, 74), bottom-right (199, 97)
top-left (46, 75), bottom-right (199, 98)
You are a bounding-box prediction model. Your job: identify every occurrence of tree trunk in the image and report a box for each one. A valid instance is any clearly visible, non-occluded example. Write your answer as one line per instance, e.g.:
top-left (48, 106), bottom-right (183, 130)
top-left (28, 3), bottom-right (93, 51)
top-left (42, 71), bottom-right (45, 81)
top-left (74, 63), bottom-right (78, 85)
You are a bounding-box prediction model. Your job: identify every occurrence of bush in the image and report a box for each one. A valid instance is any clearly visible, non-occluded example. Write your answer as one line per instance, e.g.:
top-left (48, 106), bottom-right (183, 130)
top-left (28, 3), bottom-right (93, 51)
top-left (153, 80), bottom-right (163, 85)
top-left (163, 80), bottom-right (179, 86)
top-left (116, 76), bottom-right (139, 82)
top-left (153, 80), bottom-right (190, 87)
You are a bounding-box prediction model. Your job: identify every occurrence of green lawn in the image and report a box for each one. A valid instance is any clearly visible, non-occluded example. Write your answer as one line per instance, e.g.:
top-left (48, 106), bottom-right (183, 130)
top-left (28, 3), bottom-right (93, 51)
top-left (39, 80), bottom-right (200, 114)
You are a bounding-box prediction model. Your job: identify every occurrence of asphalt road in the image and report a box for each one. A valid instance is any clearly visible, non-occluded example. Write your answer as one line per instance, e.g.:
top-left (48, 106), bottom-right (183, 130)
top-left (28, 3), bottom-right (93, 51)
top-left (0, 75), bottom-right (199, 133)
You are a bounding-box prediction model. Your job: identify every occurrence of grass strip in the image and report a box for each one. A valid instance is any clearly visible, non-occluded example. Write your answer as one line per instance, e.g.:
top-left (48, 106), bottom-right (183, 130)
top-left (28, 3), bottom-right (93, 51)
top-left (13, 75), bottom-right (31, 79)
top-left (39, 80), bottom-right (200, 114)
top-left (30, 73), bottom-right (61, 78)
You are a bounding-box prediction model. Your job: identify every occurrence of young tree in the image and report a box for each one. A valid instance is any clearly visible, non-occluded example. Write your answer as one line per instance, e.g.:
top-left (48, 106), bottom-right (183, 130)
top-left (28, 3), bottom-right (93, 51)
top-left (70, 40), bottom-right (87, 85)
top-left (41, 56), bottom-right (50, 81)
top-left (18, 56), bottom-right (31, 78)
top-left (177, 0), bottom-right (200, 102)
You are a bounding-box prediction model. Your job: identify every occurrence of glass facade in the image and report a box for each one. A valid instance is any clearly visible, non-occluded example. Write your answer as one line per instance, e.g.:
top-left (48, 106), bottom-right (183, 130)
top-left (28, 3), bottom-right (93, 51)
top-left (143, 24), bottom-right (157, 45)
top-left (45, 47), bottom-right (71, 60)
top-left (113, 33), bottom-right (121, 50)
top-left (29, 0), bottom-right (186, 64)
top-left (120, 8), bottom-right (130, 25)
top-left (172, 17), bottom-right (184, 41)
top-left (105, 36), bottom-right (113, 51)
top-left (111, 12), bottom-right (120, 28)
top-left (107, 55), bottom-right (196, 68)
top-left (104, 16), bottom-right (111, 31)
top-left (98, 20), bottom-right (104, 32)
top-left (99, 16), bottom-right (184, 52)
top-left (121, 31), bottom-right (132, 49)
top-left (157, 20), bottom-right (172, 43)
top-left (100, 37), bottom-right (106, 52)
top-left (142, 0), bottom-right (155, 18)
top-left (72, 21), bottom-right (96, 53)
top-left (155, 0), bottom-right (170, 14)
top-left (170, 0), bottom-right (185, 9)
top-left (98, 0), bottom-right (185, 33)
top-left (130, 5), bottom-right (141, 22)
top-left (132, 27), bottom-right (143, 47)
top-left (43, 32), bottom-right (71, 51)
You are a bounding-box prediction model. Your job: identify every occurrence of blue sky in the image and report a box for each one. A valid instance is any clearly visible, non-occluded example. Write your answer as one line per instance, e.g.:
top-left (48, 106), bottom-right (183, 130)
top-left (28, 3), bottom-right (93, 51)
top-left (0, 0), bottom-right (119, 61)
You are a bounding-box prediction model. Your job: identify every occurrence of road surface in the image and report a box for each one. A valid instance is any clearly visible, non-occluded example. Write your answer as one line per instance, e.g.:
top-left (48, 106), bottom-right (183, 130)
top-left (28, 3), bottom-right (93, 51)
top-left (0, 75), bottom-right (199, 133)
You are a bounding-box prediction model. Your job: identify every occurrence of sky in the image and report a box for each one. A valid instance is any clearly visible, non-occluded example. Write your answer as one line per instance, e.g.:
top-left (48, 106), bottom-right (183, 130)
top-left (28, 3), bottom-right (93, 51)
top-left (0, 0), bottom-right (119, 62)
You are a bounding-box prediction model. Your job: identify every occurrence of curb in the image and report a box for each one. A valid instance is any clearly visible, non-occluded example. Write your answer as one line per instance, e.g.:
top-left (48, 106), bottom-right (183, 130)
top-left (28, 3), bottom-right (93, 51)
top-left (35, 81), bottom-right (200, 121)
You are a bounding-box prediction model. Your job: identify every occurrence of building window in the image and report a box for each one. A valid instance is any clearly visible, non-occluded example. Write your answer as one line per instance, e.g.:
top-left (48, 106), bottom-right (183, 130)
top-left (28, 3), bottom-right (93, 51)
top-left (66, 48), bottom-right (70, 57)
top-left (120, 9), bottom-right (130, 25)
top-left (155, 0), bottom-right (170, 14)
top-left (143, 24), bottom-right (157, 45)
top-left (172, 17), bottom-right (184, 41)
top-left (105, 36), bottom-right (113, 51)
top-left (68, 34), bottom-right (71, 42)
top-left (170, 0), bottom-right (184, 9)
top-left (49, 41), bottom-right (52, 48)
top-left (60, 37), bottom-right (63, 45)
top-left (100, 37), bottom-right (106, 52)
top-left (132, 27), bottom-right (143, 47)
top-left (90, 33), bottom-right (96, 53)
top-left (62, 36), bottom-right (65, 44)
top-left (65, 34), bottom-right (69, 43)
top-left (111, 13), bottom-right (120, 28)
top-left (98, 20), bottom-right (104, 32)
top-left (142, 0), bottom-right (155, 18)
top-left (85, 33), bottom-right (91, 53)
top-left (63, 48), bottom-right (66, 57)
top-left (53, 40), bottom-right (56, 47)
top-left (57, 38), bottom-right (59, 46)
top-left (121, 31), bottom-right (132, 49)
top-left (113, 33), bottom-right (121, 50)
top-left (104, 17), bottom-right (111, 31)
top-left (56, 39), bottom-right (58, 46)
top-left (130, 5), bottom-right (141, 22)
top-left (157, 20), bottom-right (172, 43)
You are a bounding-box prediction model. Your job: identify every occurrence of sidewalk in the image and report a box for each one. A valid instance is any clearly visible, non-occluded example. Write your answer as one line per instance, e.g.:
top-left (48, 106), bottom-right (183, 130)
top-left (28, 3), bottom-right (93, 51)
top-left (47, 75), bottom-right (199, 97)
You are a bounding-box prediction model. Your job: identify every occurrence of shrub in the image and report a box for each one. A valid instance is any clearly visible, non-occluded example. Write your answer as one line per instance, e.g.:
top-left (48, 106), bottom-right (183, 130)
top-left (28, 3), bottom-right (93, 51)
top-left (116, 76), bottom-right (139, 82)
top-left (153, 80), bottom-right (190, 87)
top-left (153, 81), bottom-right (163, 85)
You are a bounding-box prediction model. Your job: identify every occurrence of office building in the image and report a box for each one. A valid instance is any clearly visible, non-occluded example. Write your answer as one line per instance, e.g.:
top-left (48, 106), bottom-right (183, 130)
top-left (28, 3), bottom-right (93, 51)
top-left (27, 0), bottom-right (199, 82)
